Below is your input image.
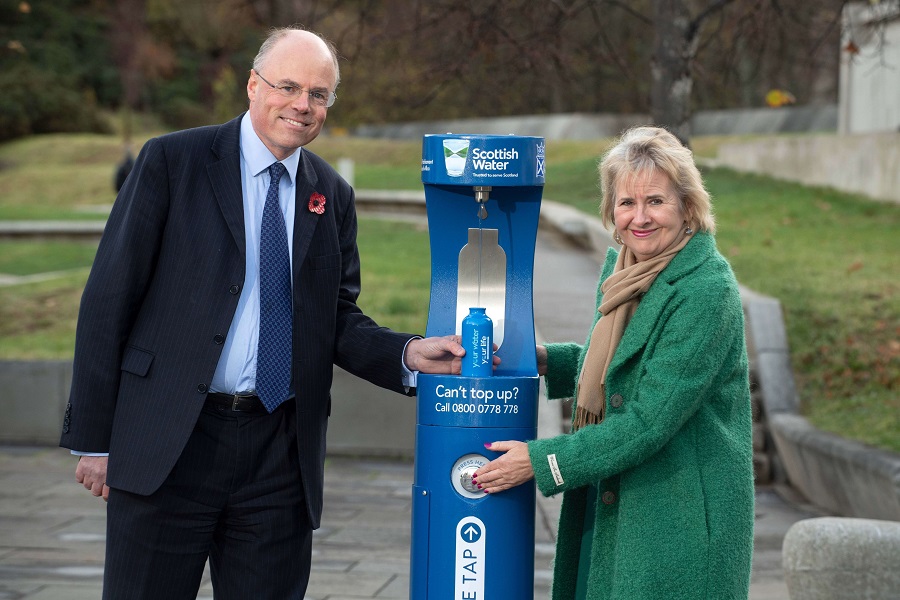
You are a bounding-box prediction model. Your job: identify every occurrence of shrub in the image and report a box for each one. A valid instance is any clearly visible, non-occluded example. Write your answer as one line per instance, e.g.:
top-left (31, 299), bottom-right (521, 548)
top-left (0, 64), bottom-right (110, 142)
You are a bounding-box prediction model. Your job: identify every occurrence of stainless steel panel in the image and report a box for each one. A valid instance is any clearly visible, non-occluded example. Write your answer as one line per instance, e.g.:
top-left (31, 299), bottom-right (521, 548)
top-left (456, 228), bottom-right (506, 347)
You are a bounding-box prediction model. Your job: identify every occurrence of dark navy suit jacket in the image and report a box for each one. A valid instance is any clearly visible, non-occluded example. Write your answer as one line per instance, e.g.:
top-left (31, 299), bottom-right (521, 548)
top-left (60, 114), bottom-right (414, 528)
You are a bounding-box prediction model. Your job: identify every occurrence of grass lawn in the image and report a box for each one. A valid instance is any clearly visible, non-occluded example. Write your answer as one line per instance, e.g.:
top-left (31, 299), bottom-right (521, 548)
top-left (0, 130), bottom-right (896, 452)
top-left (707, 168), bottom-right (899, 450)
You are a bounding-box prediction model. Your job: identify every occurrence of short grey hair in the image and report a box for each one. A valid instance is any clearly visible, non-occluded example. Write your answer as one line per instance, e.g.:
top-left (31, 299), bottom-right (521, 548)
top-left (252, 26), bottom-right (341, 90)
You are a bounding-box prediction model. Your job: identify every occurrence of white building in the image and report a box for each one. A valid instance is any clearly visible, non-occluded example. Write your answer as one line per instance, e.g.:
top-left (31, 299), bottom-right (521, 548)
top-left (839, 0), bottom-right (900, 134)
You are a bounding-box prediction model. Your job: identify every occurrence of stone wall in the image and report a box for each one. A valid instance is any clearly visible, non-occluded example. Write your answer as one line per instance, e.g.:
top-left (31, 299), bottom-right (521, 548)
top-left (709, 131), bottom-right (900, 204)
top-left (352, 105), bottom-right (838, 141)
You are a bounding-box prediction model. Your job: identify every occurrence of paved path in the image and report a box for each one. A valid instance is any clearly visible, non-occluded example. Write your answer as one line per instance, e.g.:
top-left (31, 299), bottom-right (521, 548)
top-left (0, 446), bottom-right (823, 600)
top-left (0, 228), bottom-right (825, 599)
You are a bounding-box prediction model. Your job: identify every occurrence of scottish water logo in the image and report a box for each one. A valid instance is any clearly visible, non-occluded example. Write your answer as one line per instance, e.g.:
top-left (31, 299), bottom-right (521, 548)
top-left (442, 139), bottom-right (470, 177)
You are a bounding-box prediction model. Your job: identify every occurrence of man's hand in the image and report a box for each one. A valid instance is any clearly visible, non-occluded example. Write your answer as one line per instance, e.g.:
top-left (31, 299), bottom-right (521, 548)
top-left (404, 335), bottom-right (501, 375)
top-left (536, 344), bottom-right (548, 376)
top-left (404, 335), bottom-right (466, 374)
top-left (76, 456), bottom-right (110, 502)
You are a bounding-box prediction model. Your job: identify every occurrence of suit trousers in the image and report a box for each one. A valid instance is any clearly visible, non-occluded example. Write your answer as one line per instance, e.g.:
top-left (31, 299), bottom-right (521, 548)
top-left (102, 399), bottom-right (312, 600)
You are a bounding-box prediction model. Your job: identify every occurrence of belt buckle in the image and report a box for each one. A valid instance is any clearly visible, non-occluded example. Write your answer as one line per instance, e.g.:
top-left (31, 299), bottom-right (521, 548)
top-left (231, 393), bottom-right (254, 411)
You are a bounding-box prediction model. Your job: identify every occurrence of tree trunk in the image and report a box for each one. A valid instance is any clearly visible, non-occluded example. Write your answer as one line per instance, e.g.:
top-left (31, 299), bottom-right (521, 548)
top-left (650, 0), bottom-right (696, 145)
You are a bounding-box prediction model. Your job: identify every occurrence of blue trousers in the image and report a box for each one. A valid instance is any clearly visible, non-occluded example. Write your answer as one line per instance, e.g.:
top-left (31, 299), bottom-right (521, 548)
top-left (103, 399), bottom-right (311, 600)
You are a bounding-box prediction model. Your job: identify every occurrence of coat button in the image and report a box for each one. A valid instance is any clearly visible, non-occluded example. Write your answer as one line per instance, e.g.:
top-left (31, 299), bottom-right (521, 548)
top-left (610, 393), bottom-right (624, 408)
top-left (213, 334), bottom-right (225, 344)
top-left (197, 383), bottom-right (208, 393)
top-left (229, 284), bottom-right (240, 295)
top-left (601, 491), bottom-right (617, 505)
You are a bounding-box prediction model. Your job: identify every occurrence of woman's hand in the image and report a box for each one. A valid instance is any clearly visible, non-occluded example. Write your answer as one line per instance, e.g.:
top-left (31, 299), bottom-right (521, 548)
top-left (472, 441), bottom-right (535, 493)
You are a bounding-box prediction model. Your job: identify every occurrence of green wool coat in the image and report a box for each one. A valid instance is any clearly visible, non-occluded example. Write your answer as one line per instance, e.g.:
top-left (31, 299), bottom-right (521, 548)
top-left (528, 232), bottom-right (754, 600)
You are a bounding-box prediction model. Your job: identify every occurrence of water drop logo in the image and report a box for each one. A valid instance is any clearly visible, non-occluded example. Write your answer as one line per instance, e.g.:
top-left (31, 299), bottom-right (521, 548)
top-left (443, 139), bottom-right (470, 177)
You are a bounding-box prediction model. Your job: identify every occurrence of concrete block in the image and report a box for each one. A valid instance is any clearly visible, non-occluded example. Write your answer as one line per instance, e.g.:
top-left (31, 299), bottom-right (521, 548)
top-left (743, 292), bottom-right (789, 353)
top-left (755, 351), bottom-right (800, 415)
top-left (327, 366), bottom-right (416, 458)
top-left (783, 517), bottom-right (900, 600)
top-left (0, 360), bottom-right (71, 445)
top-left (741, 291), bottom-right (800, 416)
top-left (716, 132), bottom-right (900, 204)
top-left (770, 414), bottom-right (900, 521)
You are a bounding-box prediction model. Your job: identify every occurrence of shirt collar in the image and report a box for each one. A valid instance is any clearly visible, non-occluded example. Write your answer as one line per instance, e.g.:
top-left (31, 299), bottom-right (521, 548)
top-left (240, 112), bottom-right (301, 183)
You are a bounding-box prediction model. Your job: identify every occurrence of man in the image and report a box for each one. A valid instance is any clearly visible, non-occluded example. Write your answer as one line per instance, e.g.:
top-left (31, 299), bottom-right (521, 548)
top-left (60, 27), bottom-right (466, 599)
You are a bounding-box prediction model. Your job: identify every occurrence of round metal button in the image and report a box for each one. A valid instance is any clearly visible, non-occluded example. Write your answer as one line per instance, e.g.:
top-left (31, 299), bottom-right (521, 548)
top-left (610, 393), bottom-right (624, 408)
top-left (451, 454), bottom-right (489, 499)
top-left (460, 468), bottom-right (480, 493)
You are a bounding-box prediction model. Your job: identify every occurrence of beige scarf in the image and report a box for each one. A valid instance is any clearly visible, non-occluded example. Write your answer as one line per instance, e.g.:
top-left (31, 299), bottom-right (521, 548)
top-left (572, 232), bottom-right (692, 431)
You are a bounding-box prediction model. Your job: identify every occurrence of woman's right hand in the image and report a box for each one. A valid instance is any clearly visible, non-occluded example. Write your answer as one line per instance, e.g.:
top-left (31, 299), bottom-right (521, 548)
top-left (472, 441), bottom-right (535, 494)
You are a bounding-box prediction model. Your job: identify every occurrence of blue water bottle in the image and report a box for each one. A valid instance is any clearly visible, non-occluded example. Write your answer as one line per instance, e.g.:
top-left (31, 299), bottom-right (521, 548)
top-left (461, 307), bottom-right (493, 377)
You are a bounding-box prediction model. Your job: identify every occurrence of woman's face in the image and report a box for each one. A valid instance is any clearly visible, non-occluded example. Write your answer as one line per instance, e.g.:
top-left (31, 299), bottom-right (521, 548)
top-left (613, 170), bottom-right (686, 262)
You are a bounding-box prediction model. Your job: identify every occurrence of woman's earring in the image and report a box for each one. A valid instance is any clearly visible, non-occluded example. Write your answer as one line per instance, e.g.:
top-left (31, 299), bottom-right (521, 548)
top-left (685, 226), bottom-right (694, 235)
top-left (614, 231), bottom-right (623, 245)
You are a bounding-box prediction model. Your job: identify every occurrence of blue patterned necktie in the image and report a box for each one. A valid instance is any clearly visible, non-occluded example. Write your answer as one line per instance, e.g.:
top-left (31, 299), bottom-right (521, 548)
top-left (256, 162), bottom-right (292, 412)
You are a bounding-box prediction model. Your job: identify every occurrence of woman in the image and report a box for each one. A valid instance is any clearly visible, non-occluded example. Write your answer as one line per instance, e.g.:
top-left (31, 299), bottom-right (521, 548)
top-left (472, 126), bottom-right (754, 599)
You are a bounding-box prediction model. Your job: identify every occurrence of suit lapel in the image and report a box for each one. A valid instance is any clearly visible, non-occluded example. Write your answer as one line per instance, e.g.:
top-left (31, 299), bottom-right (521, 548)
top-left (292, 150), bottom-right (323, 277)
top-left (208, 116), bottom-right (245, 255)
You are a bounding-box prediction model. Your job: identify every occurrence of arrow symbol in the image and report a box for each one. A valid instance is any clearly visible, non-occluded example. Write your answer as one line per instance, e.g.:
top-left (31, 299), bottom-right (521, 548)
top-left (462, 524), bottom-right (481, 542)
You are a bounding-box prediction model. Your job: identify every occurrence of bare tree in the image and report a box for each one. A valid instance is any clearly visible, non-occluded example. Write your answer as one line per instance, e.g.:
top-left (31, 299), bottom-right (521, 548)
top-left (649, 0), bottom-right (739, 144)
top-left (96, 0), bottom-right (850, 138)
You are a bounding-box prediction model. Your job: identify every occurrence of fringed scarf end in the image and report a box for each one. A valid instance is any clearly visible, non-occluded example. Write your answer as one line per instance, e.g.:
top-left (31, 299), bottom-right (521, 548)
top-left (572, 404), bottom-right (604, 432)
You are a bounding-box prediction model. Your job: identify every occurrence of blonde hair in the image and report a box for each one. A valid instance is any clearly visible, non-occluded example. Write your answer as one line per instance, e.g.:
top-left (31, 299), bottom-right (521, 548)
top-left (598, 126), bottom-right (715, 234)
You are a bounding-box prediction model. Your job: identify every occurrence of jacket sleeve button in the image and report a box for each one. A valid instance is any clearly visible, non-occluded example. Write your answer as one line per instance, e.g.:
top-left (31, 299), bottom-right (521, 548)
top-left (610, 393), bottom-right (624, 408)
top-left (213, 334), bottom-right (225, 344)
top-left (601, 491), bottom-right (617, 505)
top-left (229, 284), bottom-right (240, 295)
top-left (197, 383), bottom-right (208, 393)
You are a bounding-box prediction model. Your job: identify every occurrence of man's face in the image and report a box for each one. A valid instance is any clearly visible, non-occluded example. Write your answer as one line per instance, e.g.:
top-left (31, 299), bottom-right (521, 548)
top-left (247, 32), bottom-right (336, 160)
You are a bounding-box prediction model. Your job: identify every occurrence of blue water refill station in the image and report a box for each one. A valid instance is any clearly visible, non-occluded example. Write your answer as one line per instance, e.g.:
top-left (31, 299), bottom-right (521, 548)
top-left (411, 134), bottom-right (545, 598)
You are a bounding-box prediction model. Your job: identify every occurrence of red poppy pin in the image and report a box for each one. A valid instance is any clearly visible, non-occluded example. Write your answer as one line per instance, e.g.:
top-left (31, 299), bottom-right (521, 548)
top-left (308, 192), bottom-right (326, 215)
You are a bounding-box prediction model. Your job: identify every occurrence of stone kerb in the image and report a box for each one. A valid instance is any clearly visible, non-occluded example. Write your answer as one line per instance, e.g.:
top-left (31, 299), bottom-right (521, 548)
top-left (782, 517), bottom-right (900, 600)
top-left (740, 289), bottom-right (900, 522)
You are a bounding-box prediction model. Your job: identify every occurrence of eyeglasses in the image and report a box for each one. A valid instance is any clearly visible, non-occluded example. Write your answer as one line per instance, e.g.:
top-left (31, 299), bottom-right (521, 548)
top-left (255, 71), bottom-right (337, 108)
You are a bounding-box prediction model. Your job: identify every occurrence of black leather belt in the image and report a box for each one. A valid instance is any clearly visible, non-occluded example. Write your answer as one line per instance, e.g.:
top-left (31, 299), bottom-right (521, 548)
top-left (205, 392), bottom-right (268, 414)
